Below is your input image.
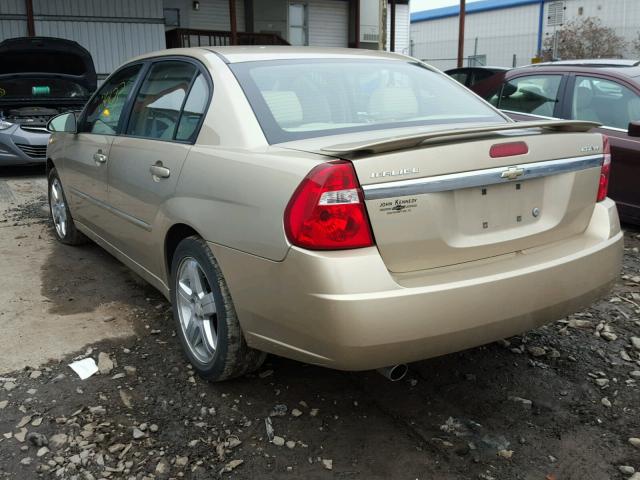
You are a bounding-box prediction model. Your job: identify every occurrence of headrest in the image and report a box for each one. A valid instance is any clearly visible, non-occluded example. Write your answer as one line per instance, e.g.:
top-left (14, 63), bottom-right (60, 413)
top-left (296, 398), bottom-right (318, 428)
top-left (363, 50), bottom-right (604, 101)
top-left (502, 82), bottom-right (517, 97)
top-left (368, 87), bottom-right (418, 122)
top-left (261, 90), bottom-right (303, 128)
top-left (576, 86), bottom-right (594, 106)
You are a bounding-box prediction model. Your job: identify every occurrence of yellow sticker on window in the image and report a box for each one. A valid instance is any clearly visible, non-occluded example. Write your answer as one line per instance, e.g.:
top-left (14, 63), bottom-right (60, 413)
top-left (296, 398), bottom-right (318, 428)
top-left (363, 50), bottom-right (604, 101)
top-left (103, 108), bottom-right (110, 117)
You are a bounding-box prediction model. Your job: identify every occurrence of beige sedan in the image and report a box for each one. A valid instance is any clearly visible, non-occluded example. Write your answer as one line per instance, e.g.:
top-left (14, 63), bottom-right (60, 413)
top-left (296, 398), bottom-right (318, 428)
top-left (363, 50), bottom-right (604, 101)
top-left (46, 47), bottom-right (622, 382)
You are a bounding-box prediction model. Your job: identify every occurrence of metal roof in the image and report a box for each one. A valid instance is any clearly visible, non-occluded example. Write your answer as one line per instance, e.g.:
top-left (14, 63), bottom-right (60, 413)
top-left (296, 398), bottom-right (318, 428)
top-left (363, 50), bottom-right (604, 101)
top-left (411, 0), bottom-right (543, 23)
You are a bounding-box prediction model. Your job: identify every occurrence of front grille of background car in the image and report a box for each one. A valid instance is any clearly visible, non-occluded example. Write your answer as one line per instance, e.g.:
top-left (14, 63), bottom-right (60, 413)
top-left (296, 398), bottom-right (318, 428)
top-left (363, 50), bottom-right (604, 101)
top-left (15, 143), bottom-right (47, 158)
top-left (20, 126), bottom-right (49, 134)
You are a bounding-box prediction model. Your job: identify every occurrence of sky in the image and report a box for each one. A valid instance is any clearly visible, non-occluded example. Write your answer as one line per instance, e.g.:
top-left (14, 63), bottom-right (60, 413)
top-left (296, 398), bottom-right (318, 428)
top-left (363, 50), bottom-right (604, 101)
top-left (411, 0), bottom-right (484, 13)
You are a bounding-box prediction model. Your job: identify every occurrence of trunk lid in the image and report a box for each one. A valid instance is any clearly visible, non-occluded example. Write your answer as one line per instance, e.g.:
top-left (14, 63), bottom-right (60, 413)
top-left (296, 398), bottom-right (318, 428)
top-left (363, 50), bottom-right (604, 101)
top-left (280, 121), bottom-right (605, 272)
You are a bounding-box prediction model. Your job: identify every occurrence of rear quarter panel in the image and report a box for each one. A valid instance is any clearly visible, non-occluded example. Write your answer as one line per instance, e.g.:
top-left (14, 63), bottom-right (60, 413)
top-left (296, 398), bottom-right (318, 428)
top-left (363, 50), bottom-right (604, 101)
top-left (166, 146), bottom-right (321, 262)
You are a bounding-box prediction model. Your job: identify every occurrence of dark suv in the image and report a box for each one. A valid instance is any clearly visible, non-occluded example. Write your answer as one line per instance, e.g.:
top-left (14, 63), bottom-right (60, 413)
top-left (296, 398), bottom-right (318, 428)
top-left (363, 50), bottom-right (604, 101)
top-left (470, 60), bottom-right (640, 224)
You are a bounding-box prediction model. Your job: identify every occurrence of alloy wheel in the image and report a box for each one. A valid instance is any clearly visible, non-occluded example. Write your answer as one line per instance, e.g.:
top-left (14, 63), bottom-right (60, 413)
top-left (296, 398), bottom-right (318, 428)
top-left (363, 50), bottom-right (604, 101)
top-left (49, 178), bottom-right (67, 238)
top-left (176, 257), bottom-right (219, 364)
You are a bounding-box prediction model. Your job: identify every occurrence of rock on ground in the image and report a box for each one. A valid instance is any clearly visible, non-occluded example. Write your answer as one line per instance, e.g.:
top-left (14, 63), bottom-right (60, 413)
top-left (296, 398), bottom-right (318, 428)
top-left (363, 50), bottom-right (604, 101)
top-left (97, 352), bottom-right (114, 375)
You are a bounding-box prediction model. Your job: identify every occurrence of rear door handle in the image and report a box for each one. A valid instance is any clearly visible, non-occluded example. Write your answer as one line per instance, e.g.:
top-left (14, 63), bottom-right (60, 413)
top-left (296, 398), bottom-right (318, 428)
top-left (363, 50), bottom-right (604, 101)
top-left (93, 152), bottom-right (107, 164)
top-left (150, 163), bottom-right (170, 179)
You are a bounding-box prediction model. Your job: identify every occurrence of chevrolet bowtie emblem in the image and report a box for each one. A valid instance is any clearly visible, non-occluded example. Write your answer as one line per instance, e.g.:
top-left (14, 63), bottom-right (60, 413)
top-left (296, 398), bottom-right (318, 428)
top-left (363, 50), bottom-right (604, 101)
top-left (501, 166), bottom-right (525, 180)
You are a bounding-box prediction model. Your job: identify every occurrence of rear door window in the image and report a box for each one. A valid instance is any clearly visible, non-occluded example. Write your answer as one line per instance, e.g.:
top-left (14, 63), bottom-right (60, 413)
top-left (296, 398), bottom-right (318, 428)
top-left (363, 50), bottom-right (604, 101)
top-left (493, 75), bottom-right (562, 117)
top-left (126, 61), bottom-right (198, 141)
top-left (175, 73), bottom-right (209, 141)
top-left (571, 76), bottom-right (640, 130)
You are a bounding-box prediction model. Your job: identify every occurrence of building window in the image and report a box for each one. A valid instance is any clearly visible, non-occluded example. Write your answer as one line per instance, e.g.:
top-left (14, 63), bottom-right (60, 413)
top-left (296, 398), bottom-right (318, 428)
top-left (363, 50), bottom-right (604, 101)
top-left (547, 2), bottom-right (565, 26)
top-left (164, 8), bottom-right (180, 27)
top-left (288, 3), bottom-right (307, 46)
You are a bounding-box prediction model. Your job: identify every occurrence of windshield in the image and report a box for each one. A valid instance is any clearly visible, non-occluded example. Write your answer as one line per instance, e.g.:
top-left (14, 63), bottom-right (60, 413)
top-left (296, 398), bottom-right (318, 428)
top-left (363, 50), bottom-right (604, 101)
top-left (230, 59), bottom-right (506, 144)
top-left (0, 77), bottom-right (89, 100)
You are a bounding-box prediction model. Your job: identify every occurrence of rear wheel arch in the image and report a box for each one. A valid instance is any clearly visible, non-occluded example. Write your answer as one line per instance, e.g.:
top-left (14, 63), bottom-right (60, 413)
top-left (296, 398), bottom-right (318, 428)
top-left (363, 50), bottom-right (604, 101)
top-left (164, 223), bottom-right (201, 278)
top-left (168, 234), bottom-right (266, 381)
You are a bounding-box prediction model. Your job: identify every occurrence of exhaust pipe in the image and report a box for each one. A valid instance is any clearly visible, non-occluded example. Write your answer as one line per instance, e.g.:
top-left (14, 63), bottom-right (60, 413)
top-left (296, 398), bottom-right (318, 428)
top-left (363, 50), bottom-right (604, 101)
top-left (377, 364), bottom-right (408, 382)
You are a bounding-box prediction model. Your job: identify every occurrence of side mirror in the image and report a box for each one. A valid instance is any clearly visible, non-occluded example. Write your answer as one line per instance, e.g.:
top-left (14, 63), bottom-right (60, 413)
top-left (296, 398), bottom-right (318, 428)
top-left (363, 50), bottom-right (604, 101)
top-left (47, 112), bottom-right (77, 133)
top-left (628, 121), bottom-right (640, 138)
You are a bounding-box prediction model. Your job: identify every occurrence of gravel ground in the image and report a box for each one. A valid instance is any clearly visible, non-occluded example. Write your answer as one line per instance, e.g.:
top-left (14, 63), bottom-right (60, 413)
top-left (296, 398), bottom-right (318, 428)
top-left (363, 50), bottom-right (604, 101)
top-left (1, 195), bottom-right (639, 480)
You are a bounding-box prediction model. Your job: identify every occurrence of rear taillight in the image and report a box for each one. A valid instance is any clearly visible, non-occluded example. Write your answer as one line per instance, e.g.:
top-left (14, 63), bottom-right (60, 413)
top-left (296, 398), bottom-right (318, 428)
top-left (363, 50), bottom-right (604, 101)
top-left (284, 160), bottom-right (374, 250)
top-left (597, 135), bottom-right (611, 202)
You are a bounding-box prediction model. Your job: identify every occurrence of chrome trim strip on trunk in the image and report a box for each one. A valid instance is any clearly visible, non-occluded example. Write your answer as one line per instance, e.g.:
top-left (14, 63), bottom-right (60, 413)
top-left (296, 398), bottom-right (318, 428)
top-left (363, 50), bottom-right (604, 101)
top-left (362, 154), bottom-right (603, 200)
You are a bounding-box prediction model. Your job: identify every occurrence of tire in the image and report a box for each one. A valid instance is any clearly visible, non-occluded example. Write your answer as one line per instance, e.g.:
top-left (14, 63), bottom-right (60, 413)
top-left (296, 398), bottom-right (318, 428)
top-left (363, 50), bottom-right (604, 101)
top-left (48, 167), bottom-right (87, 245)
top-left (170, 236), bottom-right (266, 381)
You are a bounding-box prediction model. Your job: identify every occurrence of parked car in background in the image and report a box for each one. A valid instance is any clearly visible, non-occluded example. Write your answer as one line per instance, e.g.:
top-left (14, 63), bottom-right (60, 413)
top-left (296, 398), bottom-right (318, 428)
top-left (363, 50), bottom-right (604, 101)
top-left (445, 66), bottom-right (510, 89)
top-left (0, 37), bottom-right (96, 166)
top-left (469, 60), bottom-right (640, 224)
top-left (46, 47), bottom-right (621, 382)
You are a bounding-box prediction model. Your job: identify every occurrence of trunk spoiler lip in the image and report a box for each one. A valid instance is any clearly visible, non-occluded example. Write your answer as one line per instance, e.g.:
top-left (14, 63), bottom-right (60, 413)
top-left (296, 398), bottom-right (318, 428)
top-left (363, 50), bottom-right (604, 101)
top-left (319, 120), bottom-right (601, 156)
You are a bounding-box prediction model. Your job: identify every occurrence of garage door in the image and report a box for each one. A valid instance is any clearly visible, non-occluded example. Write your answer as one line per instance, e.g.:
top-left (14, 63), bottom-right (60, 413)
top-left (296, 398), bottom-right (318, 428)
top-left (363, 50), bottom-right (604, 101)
top-left (308, 0), bottom-right (348, 48)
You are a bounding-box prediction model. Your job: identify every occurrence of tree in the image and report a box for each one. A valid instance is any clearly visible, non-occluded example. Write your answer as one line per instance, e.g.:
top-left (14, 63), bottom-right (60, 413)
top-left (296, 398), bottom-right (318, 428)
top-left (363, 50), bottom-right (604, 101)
top-left (543, 17), bottom-right (627, 60)
top-left (634, 32), bottom-right (640, 56)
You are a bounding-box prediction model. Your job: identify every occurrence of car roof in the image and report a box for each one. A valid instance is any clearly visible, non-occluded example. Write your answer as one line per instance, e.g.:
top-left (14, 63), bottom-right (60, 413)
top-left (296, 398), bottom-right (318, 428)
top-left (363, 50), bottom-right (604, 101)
top-left (129, 46), bottom-right (412, 65)
top-left (530, 59), bottom-right (640, 67)
top-left (446, 66), bottom-right (509, 72)
top-left (510, 62), bottom-right (640, 80)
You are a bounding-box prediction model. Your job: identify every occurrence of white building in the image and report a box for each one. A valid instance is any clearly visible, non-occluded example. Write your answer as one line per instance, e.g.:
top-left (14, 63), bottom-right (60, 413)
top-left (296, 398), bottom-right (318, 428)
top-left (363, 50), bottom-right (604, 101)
top-left (410, 0), bottom-right (640, 71)
top-left (0, 0), bottom-right (410, 79)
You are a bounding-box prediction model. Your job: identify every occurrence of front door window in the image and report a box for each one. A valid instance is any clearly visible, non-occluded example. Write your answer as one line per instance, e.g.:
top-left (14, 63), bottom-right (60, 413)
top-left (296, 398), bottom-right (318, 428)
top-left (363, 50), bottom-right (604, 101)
top-left (491, 74), bottom-right (562, 117)
top-left (80, 65), bottom-right (142, 135)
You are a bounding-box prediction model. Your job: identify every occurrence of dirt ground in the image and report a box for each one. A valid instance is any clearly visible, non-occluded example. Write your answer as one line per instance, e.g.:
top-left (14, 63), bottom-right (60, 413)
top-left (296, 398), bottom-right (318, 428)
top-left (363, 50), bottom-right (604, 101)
top-left (0, 167), bottom-right (136, 373)
top-left (0, 166), bottom-right (639, 480)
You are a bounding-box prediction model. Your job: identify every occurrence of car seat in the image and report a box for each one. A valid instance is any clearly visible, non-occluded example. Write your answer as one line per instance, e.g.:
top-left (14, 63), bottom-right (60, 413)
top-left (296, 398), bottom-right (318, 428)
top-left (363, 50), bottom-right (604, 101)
top-left (368, 87), bottom-right (418, 122)
top-left (574, 86), bottom-right (601, 123)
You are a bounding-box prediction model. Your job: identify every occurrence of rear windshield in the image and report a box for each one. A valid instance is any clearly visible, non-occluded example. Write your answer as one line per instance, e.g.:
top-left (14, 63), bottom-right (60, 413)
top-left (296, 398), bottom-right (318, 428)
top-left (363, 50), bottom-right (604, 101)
top-left (230, 59), bottom-right (506, 144)
top-left (0, 77), bottom-right (89, 100)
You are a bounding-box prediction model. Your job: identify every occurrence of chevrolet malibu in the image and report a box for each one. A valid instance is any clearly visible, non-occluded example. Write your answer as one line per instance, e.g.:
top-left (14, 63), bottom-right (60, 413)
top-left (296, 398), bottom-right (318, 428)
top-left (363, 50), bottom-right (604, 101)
top-left (46, 47), bottom-right (623, 382)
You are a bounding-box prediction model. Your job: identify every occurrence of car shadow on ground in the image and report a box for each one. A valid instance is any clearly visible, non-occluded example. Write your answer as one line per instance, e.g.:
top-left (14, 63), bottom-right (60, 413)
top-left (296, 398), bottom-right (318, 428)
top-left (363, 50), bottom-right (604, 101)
top-left (0, 164), bottom-right (46, 178)
top-left (40, 229), bottom-right (161, 317)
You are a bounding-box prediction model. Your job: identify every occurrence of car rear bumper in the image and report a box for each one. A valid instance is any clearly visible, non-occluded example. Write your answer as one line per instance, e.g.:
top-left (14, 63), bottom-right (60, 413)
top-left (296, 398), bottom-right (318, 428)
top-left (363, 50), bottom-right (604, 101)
top-left (210, 199), bottom-right (622, 371)
top-left (0, 126), bottom-right (49, 166)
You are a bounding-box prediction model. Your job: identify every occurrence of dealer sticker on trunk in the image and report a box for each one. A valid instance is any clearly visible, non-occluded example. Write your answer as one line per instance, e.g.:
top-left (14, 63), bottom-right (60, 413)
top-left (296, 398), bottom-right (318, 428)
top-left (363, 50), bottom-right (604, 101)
top-left (379, 198), bottom-right (418, 214)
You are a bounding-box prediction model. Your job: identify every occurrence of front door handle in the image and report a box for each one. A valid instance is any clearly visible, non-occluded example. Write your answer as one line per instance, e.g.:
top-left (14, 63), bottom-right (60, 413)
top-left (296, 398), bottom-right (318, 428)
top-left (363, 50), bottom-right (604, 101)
top-left (93, 151), bottom-right (107, 164)
top-left (150, 162), bottom-right (170, 179)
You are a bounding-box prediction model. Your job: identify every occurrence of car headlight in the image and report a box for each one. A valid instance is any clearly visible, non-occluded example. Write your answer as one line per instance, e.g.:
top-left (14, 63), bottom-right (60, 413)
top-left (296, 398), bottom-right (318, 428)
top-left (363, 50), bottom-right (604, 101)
top-left (0, 119), bottom-right (14, 130)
